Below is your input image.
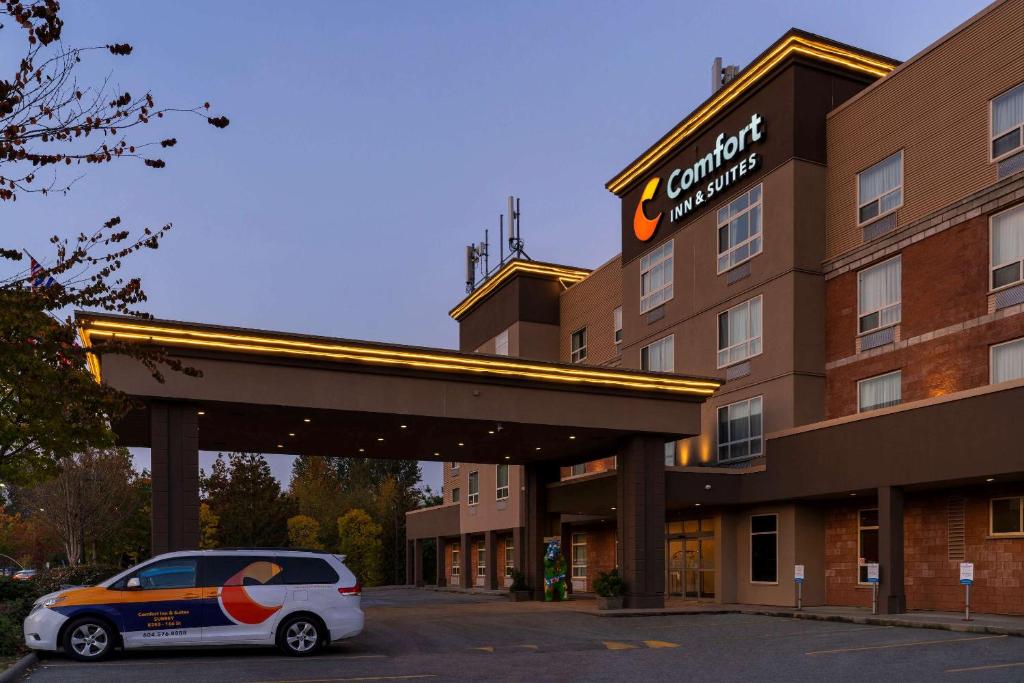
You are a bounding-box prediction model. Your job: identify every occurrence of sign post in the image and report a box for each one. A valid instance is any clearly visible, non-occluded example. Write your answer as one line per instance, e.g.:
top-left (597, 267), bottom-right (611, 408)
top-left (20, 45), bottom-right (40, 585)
top-left (960, 562), bottom-right (974, 621)
top-left (794, 564), bottom-right (805, 610)
top-left (866, 563), bottom-right (880, 615)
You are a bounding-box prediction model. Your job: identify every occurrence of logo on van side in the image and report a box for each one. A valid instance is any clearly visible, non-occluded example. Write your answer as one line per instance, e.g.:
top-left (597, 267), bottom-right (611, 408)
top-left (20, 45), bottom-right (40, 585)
top-left (219, 561), bottom-right (284, 624)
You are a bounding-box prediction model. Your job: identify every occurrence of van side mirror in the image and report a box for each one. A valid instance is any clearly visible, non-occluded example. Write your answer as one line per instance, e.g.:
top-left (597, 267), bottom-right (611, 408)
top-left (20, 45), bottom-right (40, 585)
top-left (126, 577), bottom-right (141, 590)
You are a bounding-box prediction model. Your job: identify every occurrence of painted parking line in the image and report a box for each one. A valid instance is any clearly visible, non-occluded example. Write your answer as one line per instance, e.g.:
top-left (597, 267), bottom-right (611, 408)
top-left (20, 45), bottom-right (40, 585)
top-left (471, 646), bottom-right (494, 653)
top-left (38, 654), bottom-right (388, 668)
top-left (603, 641), bottom-right (638, 650)
top-left (806, 634), bottom-right (1007, 655)
top-left (248, 676), bottom-right (436, 683)
top-left (945, 661), bottom-right (1024, 674)
top-left (762, 625), bottom-right (896, 639)
top-left (643, 640), bottom-right (680, 649)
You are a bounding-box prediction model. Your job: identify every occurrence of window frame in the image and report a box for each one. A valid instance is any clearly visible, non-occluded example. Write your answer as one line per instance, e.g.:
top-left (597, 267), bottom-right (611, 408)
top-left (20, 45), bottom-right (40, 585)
top-left (504, 538), bottom-right (515, 577)
top-left (613, 306), bottom-right (623, 345)
top-left (749, 513), bottom-right (778, 585)
top-left (449, 461), bottom-right (459, 471)
top-left (570, 327), bottom-right (587, 364)
top-left (990, 82), bottom-right (1024, 163)
top-left (495, 464), bottom-right (509, 501)
top-left (857, 508), bottom-right (880, 585)
top-left (856, 150), bottom-right (904, 227)
top-left (467, 470), bottom-right (479, 506)
top-left (717, 295), bottom-right (763, 369)
top-left (640, 239), bottom-right (674, 314)
top-left (568, 463), bottom-right (587, 478)
top-left (717, 396), bottom-right (764, 464)
top-left (857, 255), bottom-right (902, 335)
top-left (451, 487), bottom-right (460, 504)
top-left (991, 337), bottom-right (1024, 384)
top-left (641, 334), bottom-right (675, 373)
top-left (716, 183), bottom-right (764, 274)
top-left (476, 540), bottom-right (486, 577)
top-left (571, 533), bottom-right (587, 579)
top-left (989, 204), bottom-right (1024, 294)
top-left (857, 370), bottom-right (902, 413)
top-left (990, 496), bottom-right (1024, 536)
top-left (451, 546), bottom-right (460, 577)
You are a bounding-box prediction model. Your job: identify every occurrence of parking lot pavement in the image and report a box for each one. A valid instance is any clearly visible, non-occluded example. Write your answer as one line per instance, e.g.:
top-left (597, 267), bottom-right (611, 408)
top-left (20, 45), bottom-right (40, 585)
top-left (24, 587), bottom-right (1024, 682)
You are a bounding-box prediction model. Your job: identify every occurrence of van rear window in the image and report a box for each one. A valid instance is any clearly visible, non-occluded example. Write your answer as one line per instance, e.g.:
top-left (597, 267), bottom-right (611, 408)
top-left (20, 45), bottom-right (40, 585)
top-left (277, 557), bottom-right (339, 584)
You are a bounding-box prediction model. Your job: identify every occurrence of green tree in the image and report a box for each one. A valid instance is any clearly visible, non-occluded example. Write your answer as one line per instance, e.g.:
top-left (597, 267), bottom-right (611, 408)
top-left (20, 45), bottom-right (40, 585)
top-left (94, 470), bottom-right (151, 566)
top-left (287, 515), bottom-right (324, 550)
top-left (336, 509), bottom-right (382, 587)
top-left (0, 0), bottom-right (227, 484)
top-left (199, 502), bottom-right (219, 550)
top-left (202, 453), bottom-right (293, 547)
top-left (289, 456), bottom-right (345, 549)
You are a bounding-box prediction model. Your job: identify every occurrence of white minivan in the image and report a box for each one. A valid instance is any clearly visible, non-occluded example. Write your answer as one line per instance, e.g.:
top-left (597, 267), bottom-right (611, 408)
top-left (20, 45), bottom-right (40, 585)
top-left (24, 549), bottom-right (363, 661)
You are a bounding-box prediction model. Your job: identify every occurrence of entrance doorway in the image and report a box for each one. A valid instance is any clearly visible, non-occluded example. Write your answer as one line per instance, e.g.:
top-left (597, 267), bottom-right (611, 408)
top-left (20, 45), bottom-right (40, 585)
top-left (667, 519), bottom-right (715, 600)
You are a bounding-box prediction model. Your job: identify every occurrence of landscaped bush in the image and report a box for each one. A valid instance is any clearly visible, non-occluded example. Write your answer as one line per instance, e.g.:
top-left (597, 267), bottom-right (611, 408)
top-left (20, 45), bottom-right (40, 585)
top-left (33, 564), bottom-right (121, 594)
top-left (593, 568), bottom-right (624, 598)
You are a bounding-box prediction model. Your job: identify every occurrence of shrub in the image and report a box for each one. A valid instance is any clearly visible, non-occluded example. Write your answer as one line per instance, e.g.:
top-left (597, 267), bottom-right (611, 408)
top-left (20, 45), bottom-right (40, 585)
top-left (0, 579), bottom-right (43, 657)
top-left (34, 564), bottom-right (121, 595)
top-left (593, 568), bottom-right (624, 598)
top-left (508, 569), bottom-right (528, 592)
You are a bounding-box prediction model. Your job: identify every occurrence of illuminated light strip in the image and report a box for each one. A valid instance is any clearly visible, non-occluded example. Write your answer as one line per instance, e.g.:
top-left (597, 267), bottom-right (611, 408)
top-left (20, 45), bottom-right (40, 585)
top-left (82, 327), bottom-right (719, 396)
top-left (449, 261), bottom-right (590, 320)
top-left (606, 36), bottom-right (897, 195)
top-left (79, 320), bottom-right (719, 391)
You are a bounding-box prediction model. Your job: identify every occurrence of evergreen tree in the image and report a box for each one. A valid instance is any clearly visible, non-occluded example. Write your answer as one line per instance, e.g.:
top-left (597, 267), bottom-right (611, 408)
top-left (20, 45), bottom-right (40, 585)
top-left (202, 453), bottom-right (294, 547)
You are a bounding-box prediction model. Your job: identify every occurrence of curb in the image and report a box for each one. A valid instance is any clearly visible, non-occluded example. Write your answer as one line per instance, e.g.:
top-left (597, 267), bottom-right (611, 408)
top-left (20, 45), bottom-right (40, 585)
top-left (0, 653), bottom-right (38, 683)
top-left (596, 608), bottom-right (741, 618)
top-left (743, 608), bottom-right (1024, 637)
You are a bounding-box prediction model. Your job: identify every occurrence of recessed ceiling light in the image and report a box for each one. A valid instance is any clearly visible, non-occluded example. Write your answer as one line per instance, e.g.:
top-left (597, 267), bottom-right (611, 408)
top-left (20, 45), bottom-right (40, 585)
top-left (504, 456), bottom-right (510, 460)
top-left (434, 452), bottom-right (440, 456)
top-left (277, 444), bottom-right (283, 448)
top-left (358, 448), bottom-right (365, 453)
top-left (569, 435), bottom-right (576, 440)
top-left (488, 430), bottom-right (495, 435)
top-left (197, 411), bottom-right (205, 416)
top-left (458, 442), bottom-right (464, 447)
top-left (303, 418), bottom-right (311, 423)
top-left (610, 507), bottom-right (616, 511)
top-left (288, 433), bottom-right (295, 437)
top-left (400, 425), bottom-right (407, 429)
top-left (850, 492), bottom-right (857, 496)
top-left (377, 437), bottom-right (384, 442)
top-left (535, 447), bottom-right (542, 451)
top-left (695, 503), bottom-right (701, 507)
top-left (986, 477), bottom-right (995, 482)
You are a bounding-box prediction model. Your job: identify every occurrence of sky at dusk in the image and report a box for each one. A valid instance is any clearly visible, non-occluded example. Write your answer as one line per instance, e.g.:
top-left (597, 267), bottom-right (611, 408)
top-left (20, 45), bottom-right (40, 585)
top-left (3, 0), bottom-right (989, 491)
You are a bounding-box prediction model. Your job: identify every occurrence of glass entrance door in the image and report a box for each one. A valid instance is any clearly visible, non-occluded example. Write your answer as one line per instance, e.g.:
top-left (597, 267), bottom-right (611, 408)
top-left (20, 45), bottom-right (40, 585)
top-left (667, 519), bottom-right (715, 600)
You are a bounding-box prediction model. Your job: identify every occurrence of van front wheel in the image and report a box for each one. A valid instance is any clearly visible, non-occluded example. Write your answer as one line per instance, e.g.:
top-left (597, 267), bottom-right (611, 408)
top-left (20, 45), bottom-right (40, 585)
top-left (277, 614), bottom-right (323, 656)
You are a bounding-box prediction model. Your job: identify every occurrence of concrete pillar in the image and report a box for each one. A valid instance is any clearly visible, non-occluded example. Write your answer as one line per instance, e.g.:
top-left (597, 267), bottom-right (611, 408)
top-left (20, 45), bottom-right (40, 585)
top-left (560, 520), bottom-right (573, 594)
top-left (435, 537), bottom-right (446, 587)
top-left (150, 402), bottom-right (200, 555)
top-left (460, 533), bottom-right (472, 589)
top-left (413, 538), bottom-right (425, 587)
top-left (878, 486), bottom-right (906, 614)
top-left (485, 530), bottom-right (498, 590)
top-left (524, 464), bottom-right (557, 600)
top-left (617, 435), bottom-right (666, 608)
top-left (512, 526), bottom-right (526, 577)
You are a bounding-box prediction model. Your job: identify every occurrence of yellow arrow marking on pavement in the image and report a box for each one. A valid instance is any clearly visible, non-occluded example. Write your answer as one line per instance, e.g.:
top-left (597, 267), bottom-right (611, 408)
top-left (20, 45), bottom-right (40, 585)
top-left (472, 646), bottom-right (494, 653)
top-left (603, 641), bottom-right (638, 650)
top-left (643, 640), bottom-right (680, 649)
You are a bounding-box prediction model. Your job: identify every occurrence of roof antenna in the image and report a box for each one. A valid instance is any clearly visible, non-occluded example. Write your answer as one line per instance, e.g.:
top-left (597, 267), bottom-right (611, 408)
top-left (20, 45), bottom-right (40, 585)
top-left (507, 195), bottom-right (529, 261)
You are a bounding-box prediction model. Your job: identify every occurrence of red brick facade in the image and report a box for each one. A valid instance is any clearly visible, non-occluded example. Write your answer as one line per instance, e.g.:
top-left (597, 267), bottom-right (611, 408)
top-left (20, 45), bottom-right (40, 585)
top-left (569, 523), bottom-right (616, 593)
top-left (826, 490), bottom-right (1024, 615)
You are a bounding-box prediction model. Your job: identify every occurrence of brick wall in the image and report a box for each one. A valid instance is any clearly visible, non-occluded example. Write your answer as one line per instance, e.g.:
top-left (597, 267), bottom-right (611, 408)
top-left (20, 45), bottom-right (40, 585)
top-left (569, 523), bottom-right (616, 593)
top-left (825, 490), bottom-right (1024, 615)
top-left (559, 256), bottom-right (622, 366)
top-left (825, 211), bottom-right (1024, 418)
top-left (560, 456), bottom-right (617, 480)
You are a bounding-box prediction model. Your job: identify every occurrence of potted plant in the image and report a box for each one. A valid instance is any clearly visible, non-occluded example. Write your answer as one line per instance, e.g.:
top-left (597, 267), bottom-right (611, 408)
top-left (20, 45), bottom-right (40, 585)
top-left (594, 568), bottom-right (625, 610)
top-left (508, 569), bottom-right (532, 602)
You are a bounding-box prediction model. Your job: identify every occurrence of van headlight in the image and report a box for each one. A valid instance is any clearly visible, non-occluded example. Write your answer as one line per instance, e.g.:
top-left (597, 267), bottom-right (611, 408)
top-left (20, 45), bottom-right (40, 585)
top-left (42, 595), bottom-right (66, 609)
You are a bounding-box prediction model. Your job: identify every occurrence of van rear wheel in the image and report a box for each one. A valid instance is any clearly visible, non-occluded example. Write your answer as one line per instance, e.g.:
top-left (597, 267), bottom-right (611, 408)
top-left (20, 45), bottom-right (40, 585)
top-left (63, 617), bottom-right (116, 662)
top-left (277, 614), bottom-right (323, 656)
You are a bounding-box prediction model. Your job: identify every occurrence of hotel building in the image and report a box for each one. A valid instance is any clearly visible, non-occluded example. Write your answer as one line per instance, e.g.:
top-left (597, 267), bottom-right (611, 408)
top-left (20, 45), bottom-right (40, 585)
top-left (406, 0), bottom-right (1024, 615)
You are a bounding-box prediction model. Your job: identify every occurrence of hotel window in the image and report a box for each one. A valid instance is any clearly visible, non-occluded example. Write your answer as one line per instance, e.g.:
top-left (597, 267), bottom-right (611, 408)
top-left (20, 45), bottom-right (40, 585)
top-left (991, 205), bottom-right (1024, 291)
top-left (717, 295), bottom-right (762, 368)
top-left (857, 256), bottom-right (901, 334)
top-left (858, 509), bottom-right (879, 583)
top-left (991, 82), bottom-right (1024, 161)
top-left (717, 396), bottom-right (763, 463)
top-left (570, 327), bottom-right (587, 364)
top-left (451, 487), bottom-right (460, 504)
top-left (858, 371), bottom-right (901, 413)
top-left (614, 306), bottom-right (623, 344)
top-left (451, 546), bottom-right (460, 577)
top-left (495, 464), bottom-right (509, 500)
top-left (477, 541), bottom-right (486, 577)
top-left (717, 183), bottom-right (763, 273)
top-left (992, 337), bottom-right (1024, 384)
top-left (641, 334), bottom-right (674, 373)
top-left (664, 441), bottom-right (676, 467)
top-left (570, 463), bottom-right (586, 477)
top-left (449, 461), bottom-right (459, 471)
top-left (750, 514), bottom-right (777, 583)
top-left (857, 151), bottom-right (903, 225)
top-left (571, 533), bottom-right (587, 579)
top-left (504, 538), bottom-right (515, 577)
top-left (495, 328), bottom-right (509, 356)
top-left (640, 240), bottom-right (673, 313)
top-left (991, 497), bottom-right (1023, 535)
top-left (467, 471), bottom-right (479, 505)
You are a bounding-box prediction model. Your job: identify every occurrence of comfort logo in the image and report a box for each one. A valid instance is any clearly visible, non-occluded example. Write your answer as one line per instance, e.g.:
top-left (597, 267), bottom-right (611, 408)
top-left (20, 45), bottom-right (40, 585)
top-left (633, 177), bottom-right (662, 241)
top-left (219, 561), bottom-right (283, 625)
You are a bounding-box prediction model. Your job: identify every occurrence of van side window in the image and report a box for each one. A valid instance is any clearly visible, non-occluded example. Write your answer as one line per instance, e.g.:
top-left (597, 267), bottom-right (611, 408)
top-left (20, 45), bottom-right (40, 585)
top-left (129, 558), bottom-right (198, 590)
top-left (201, 556), bottom-right (280, 587)
top-left (277, 557), bottom-right (339, 585)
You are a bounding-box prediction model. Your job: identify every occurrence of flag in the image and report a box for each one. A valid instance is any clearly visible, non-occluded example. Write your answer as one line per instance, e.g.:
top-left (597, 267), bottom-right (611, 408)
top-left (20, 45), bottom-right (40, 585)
top-left (29, 257), bottom-right (55, 290)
